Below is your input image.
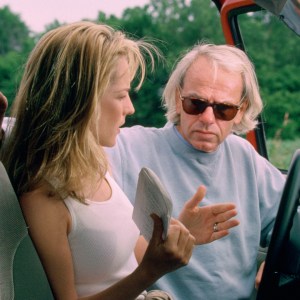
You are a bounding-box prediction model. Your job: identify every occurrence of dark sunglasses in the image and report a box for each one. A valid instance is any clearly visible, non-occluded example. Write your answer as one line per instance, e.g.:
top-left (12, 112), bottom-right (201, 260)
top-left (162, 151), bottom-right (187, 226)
top-left (178, 90), bottom-right (245, 121)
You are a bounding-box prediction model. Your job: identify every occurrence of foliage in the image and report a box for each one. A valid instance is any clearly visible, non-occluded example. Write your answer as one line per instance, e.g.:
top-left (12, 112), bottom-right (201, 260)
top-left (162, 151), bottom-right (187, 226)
top-left (0, 6), bottom-right (35, 110)
top-left (267, 138), bottom-right (300, 170)
top-left (0, 1), bottom-right (299, 144)
top-left (0, 51), bottom-right (26, 109)
top-left (0, 6), bottom-right (33, 55)
top-left (99, 0), bottom-right (225, 127)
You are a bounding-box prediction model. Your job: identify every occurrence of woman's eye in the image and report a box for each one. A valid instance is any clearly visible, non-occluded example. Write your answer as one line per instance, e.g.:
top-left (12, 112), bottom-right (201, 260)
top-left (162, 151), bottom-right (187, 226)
top-left (117, 94), bottom-right (127, 100)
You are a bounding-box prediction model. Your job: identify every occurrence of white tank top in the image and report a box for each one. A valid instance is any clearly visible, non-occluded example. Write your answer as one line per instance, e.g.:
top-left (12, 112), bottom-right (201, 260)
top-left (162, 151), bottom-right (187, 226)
top-left (64, 173), bottom-right (140, 297)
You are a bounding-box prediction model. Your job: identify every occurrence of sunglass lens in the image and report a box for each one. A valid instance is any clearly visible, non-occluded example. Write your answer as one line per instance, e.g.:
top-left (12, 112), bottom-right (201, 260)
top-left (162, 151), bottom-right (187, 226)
top-left (214, 104), bottom-right (237, 121)
top-left (182, 97), bottom-right (239, 121)
top-left (183, 98), bottom-right (207, 115)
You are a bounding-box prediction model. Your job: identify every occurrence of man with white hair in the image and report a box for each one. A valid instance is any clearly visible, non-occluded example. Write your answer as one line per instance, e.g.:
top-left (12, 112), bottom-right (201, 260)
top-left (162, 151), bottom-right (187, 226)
top-left (106, 43), bottom-right (285, 300)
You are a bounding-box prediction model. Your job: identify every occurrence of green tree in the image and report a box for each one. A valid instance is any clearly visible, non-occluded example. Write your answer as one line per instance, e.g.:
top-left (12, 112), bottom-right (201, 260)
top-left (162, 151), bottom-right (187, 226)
top-left (105, 0), bottom-right (225, 127)
top-left (0, 6), bottom-right (35, 110)
top-left (0, 6), bottom-right (32, 55)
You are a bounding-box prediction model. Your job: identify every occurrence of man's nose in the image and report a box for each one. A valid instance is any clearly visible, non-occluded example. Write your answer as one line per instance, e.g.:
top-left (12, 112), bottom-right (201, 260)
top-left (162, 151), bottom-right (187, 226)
top-left (198, 106), bottom-right (215, 123)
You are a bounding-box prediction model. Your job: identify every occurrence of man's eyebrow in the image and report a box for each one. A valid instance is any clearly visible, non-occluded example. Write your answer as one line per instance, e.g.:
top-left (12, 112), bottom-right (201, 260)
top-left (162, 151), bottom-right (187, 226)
top-left (183, 92), bottom-right (203, 98)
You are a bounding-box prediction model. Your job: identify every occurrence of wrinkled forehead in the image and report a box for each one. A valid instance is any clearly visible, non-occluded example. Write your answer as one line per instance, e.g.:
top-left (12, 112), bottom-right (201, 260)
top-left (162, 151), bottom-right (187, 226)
top-left (182, 55), bottom-right (244, 99)
top-left (183, 55), bottom-right (240, 85)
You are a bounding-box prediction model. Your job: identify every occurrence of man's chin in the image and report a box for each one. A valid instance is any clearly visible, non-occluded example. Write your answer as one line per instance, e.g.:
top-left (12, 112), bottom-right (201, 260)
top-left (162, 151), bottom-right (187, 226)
top-left (192, 142), bottom-right (218, 153)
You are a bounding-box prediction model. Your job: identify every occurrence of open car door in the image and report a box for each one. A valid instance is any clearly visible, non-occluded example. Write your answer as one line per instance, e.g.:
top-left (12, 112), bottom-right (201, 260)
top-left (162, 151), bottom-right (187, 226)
top-left (255, 0), bottom-right (300, 35)
top-left (212, 0), bottom-right (300, 298)
top-left (213, 0), bottom-right (300, 159)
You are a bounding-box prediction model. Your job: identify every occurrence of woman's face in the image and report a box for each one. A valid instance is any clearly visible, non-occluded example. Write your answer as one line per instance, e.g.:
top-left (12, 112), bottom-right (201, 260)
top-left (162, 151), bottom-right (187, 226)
top-left (97, 56), bottom-right (135, 147)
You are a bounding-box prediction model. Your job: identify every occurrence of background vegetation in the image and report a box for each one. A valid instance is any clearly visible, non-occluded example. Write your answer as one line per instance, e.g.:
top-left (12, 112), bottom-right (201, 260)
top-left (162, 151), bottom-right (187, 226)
top-left (0, 0), bottom-right (299, 168)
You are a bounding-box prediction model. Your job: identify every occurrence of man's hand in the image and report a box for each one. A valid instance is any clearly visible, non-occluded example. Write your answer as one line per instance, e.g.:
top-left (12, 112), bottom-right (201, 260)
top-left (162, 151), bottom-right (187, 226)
top-left (178, 185), bottom-right (240, 245)
top-left (255, 261), bottom-right (265, 289)
top-left (0, 92), bottom-right (8, 143)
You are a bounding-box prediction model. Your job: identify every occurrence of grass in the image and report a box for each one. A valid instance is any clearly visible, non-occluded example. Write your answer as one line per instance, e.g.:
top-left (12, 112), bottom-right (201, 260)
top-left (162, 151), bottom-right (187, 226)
top-left (267, 138), bottom-right (300, 171)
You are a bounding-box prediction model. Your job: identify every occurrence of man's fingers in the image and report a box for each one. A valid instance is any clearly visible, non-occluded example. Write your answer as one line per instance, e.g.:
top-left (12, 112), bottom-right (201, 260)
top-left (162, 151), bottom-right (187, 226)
top-left (184, 185), bottom-right (206, 210)
top-left (214, 219), bottom-right (240, 233)
top-left (211, 219), bottom-right (239, 241)
top-left (255, 261), bottom-right (265, 289)
top-left (212, 230), bottom-right (230, 241)
top-left (211, 202), bottom-right (237, 214)
top-left (214, 208), bottom-right (239, 224)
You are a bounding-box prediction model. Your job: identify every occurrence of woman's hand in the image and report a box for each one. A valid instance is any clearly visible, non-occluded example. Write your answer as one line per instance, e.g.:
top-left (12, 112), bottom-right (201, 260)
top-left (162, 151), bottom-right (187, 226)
top-left (0, 92), bottom-right (8, 143)
top-left (178, 185), bottom-right (240, 245)
top-left (138, 214), bottom-right (195, 281)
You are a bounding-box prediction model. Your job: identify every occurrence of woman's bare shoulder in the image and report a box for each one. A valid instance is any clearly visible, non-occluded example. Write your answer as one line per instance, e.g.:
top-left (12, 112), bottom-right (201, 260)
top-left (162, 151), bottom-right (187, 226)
top-left (20, 181), bottom-right (63, 209)
top-left (20, 181), bottom-right (70, 232)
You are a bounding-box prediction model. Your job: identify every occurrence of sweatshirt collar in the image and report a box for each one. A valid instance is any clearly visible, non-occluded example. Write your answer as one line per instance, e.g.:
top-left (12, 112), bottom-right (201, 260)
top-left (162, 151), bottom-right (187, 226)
top-left (164, 123), bottom-right (222, 164)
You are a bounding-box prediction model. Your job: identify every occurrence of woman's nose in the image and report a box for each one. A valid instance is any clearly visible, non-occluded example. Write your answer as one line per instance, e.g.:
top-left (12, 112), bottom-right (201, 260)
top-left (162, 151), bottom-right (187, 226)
top-left (125, 96), bottom-right (135, 116)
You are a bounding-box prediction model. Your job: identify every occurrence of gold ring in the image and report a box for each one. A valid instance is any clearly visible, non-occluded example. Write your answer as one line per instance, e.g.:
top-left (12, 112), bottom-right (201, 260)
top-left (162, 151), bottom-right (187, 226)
top-left (213, 223), bottom-right (219, 232)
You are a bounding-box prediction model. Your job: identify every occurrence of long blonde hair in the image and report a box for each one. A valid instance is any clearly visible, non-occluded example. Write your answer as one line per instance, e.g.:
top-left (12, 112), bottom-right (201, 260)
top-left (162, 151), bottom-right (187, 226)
top-left (3, 21), bottom-right (157, 202)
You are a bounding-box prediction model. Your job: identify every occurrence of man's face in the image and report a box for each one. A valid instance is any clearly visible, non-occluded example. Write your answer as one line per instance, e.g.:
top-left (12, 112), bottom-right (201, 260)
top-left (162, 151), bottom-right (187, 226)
top-left (176, 56), bottom-right (246, 152)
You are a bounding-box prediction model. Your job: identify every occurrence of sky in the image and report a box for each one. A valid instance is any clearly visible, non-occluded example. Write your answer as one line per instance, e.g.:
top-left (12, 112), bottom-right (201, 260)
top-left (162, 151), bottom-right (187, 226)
top-left (0, 0), bottom-right (150, 33)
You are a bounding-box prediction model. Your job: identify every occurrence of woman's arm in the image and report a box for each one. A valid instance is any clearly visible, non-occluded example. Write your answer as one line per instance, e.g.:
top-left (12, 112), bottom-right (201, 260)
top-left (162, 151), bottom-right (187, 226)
top-left (21, 186), bottom-right (195, 300)
top-left (98, 215), bottom-right (194, 300)
top-left (20, 185), bottom-right (78, 299)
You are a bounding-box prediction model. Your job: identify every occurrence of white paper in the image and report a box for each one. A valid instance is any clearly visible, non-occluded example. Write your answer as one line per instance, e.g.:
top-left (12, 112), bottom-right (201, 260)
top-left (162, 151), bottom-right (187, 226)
top-left (133, 167), bottom-right (173, 242)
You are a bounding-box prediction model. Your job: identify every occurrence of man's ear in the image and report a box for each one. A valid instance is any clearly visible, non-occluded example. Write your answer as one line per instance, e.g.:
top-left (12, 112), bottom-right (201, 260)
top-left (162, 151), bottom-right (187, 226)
top-left (175, 90), bottom-right (182, 114)
top-left (234, 99), bottom-right (248, 125)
